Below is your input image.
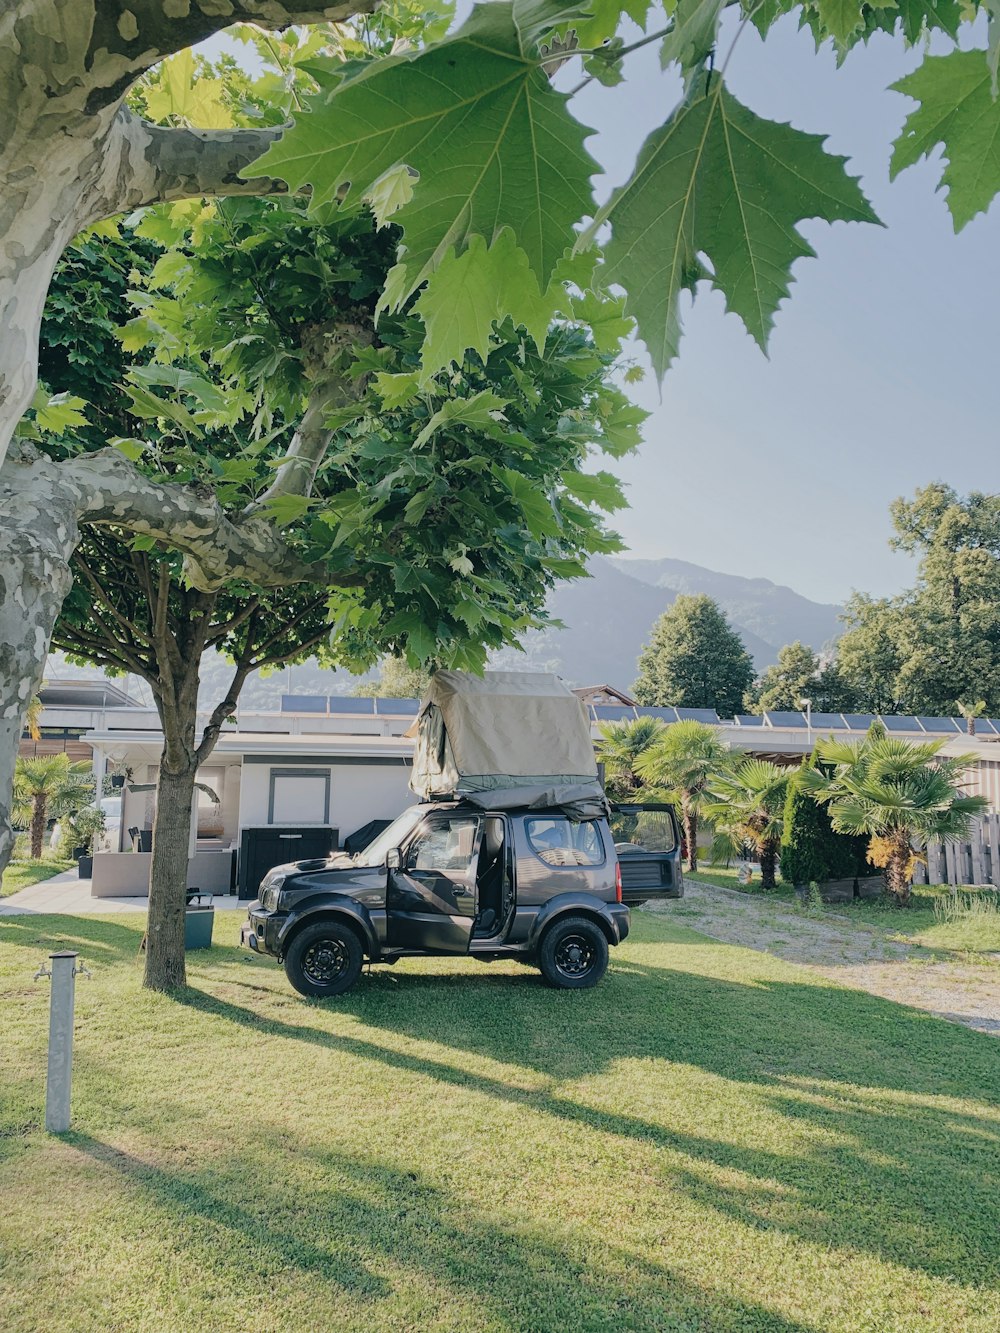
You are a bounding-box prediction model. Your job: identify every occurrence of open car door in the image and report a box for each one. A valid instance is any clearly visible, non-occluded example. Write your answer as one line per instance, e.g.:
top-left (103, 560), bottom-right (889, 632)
top-left (609, 802), bottom-right (684, 903)
top-left (388, 813), bottom-right (482, 951)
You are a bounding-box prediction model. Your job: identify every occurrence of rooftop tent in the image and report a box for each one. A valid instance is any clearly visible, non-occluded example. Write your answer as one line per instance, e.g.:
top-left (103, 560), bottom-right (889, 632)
top-left (409, 670), bottom-right (607, 817)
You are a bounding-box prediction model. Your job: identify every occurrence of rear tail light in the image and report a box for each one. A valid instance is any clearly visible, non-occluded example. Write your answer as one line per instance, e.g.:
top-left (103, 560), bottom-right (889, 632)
top-left (615, 861), bottom-right (622, 903)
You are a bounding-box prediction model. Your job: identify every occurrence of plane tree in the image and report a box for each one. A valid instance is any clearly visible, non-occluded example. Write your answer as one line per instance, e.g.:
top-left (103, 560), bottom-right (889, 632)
top-left (42, 199), bottom-right (634, 988)
top-left (3, 0), bottom-right (999, 876)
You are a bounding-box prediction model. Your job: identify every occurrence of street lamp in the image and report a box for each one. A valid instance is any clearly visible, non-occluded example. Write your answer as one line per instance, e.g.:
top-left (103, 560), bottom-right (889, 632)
top-left (799, 697), bottom-right (812, 740)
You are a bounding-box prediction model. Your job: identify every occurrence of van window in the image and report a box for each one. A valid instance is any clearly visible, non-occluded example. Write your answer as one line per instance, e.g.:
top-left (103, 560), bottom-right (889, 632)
top-left (526, 818), bottom-right (605, 867)
top-left (610, 809), bottom-right (677, 853)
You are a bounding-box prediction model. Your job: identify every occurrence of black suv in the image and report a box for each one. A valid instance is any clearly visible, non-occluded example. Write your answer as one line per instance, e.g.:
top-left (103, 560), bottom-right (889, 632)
top-left (241, 800), bottom-right (681, 998)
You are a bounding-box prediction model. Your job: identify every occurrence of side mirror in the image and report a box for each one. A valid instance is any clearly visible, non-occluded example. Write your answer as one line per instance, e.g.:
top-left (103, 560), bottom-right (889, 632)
top-left (386, 847), bottom-right (402, 871)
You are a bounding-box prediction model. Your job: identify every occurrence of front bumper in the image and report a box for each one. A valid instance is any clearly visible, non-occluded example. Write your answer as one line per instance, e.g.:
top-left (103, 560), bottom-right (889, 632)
top-left (240, 903), bottom-right (284, 957)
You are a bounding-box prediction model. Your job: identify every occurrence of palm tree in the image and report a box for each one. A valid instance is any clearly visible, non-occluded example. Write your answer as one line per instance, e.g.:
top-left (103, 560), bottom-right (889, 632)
top-left (636, 720), bottom-right (730, 872)
top-left (956, 700), bottom-right (986, 737)
top-left (797, 734), bottom-right (987, 905)
top-left (596, 716), bottom-right (666, 801)
top-left (704, 758), bottom-right (792, 889)
top-left (11, 755), bottom-right (93, 859)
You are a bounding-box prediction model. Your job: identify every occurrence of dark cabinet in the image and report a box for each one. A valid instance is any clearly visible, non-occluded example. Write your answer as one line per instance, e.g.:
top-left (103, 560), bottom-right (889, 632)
top-left (238, 826), bottom-right (338, 899)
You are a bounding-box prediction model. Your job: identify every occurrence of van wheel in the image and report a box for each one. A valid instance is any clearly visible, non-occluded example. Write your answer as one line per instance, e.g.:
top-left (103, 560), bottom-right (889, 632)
top-left (283, 920), bottom-right (363, 998)
top-left (538, 917), bottom-right (609, 990)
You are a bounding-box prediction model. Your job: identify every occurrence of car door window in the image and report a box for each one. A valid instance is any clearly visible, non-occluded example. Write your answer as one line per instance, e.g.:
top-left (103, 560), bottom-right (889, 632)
top-left (407, 817), bottom-right (480, 876)
top-left (526, 817), bottom-right (605, 866)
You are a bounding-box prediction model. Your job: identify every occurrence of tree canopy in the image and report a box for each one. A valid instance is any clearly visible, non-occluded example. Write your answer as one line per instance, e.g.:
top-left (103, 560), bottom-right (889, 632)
top-left (633, 595), bottom-right (754, 717)
top-left (836, 486), bottom-right (1000, 716)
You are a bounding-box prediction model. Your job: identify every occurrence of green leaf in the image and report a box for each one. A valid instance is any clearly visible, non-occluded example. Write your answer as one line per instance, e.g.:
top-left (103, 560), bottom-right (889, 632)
top-left (891, 51), bottom-right (1000, 230)
top-left (251, 3), bottom-right (598, 297)
top-left (659, 0), bottom-right (726, 82)
top-left (495, 466), bottom-right (559, 537)
top-left (374, 371), bottom-right (421, 409)
top-left (259, 493), bottom-right (314, 527)
top-left (32, 389), bottom-right (89, 434)
top-left (366, 164), bottom-right (416, 228)
top-left (560, 468), bottom-right (627, 511)
top-left (592, 76), bottom-right (880, 378)
top-left (411, 232), bottom-right (564, 379)
top-left (110, 437), bottom-right (148, 462)
top-left (413, 389), bottom-right (510, 448)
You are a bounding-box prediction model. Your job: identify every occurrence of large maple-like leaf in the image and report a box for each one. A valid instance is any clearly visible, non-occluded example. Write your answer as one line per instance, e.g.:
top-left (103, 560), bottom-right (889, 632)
top-left (591, 76), bottom-right (879, 379)
top-left (250, 2), bottom-right (598, 299)
top-left (891, 50), bottom-right (1000, 230)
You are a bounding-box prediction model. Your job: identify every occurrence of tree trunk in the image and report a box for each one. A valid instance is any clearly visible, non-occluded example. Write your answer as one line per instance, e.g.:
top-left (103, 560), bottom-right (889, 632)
top-left (759, 840), bottom-right (778, 890)
top-left (144, 758), bottom-right (198, 992)
top-left (0, 454), bottom-right (79, 872)
top-left (885, 829), bottom-right (913, 907)
top-left (684, 807), bottom-right (698, 873)
top-left (29, 795), bottom-right (47, 860)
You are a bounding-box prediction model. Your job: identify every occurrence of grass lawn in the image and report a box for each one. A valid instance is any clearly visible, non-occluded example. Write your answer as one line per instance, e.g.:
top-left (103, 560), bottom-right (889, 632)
top-left (2, 912), bottom-right (998, 1331)
top-left (0, 855), bottom-right (75, 897)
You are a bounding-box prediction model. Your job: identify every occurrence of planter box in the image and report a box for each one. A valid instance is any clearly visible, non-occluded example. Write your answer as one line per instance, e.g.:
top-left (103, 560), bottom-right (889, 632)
top-left (77, 855), bottom-right (93, 878)
top-left (856, 875), bottom-right (885, 900)
top-left (185, 905), bottom-right (215, 950)
top-left (819, 878), bottom-right (855, 904)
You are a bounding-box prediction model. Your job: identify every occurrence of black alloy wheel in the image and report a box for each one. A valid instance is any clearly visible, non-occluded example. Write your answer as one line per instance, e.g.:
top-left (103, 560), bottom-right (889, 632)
top-left (538, 916), bottom-right (609, 990)
top-left (283, 919), bottom-right (364, 998)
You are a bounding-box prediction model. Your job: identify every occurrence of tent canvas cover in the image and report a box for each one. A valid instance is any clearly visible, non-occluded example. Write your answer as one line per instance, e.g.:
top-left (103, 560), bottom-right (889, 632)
top-left (408, 671), bottom-right (607, 817)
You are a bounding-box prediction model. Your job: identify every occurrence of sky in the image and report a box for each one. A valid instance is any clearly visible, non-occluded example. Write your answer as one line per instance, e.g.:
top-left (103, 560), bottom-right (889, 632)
top-left (567, 14), bottom-right (998, 604)
top-left (206, 13), bottom-right (998, 608)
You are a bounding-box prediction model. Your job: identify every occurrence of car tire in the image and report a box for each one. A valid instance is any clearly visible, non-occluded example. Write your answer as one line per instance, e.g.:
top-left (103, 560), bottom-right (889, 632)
top-left (283, 919), bottom-right (364, 998)
top-left (538, 916), bottom-right (609, 990)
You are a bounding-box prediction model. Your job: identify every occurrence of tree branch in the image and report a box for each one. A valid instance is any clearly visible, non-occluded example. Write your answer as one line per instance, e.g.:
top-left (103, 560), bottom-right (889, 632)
top-left (2, 445), bottom-right (359, 593)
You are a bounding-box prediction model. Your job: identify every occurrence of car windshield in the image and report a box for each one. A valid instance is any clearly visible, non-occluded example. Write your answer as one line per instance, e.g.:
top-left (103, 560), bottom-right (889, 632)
top-left (353, 805), bottom-right (426, 867)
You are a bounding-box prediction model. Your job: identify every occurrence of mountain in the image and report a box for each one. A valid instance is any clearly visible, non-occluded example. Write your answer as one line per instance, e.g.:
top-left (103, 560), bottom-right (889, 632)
top-left (492, 556), bottom-right (843, 690)
top-left (609, 557), bottom-right (843, 661)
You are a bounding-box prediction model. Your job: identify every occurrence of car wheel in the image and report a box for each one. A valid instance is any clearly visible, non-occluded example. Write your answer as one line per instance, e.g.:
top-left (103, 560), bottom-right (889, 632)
top-left (283, 920), bottom-right (364, 998)
top-left (538, 916), bottom-right (609, 990)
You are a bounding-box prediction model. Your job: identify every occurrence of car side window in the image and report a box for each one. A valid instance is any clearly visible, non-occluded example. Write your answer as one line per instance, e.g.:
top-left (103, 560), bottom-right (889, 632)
top-left (526, 817), bottom-right (605, 867)
top-left (407, 817), bottom-right (480, 874)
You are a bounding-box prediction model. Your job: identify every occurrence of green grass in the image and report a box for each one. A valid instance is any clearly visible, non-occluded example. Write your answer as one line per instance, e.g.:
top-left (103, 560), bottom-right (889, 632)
top-left (1, 912), bottom-right (998, 1332)
top-left (0, 855), bottom-right (74, 897)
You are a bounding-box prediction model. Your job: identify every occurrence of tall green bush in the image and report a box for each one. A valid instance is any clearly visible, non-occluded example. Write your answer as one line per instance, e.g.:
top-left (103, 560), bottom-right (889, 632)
top-left (781, 752), bottom-right (866, 886)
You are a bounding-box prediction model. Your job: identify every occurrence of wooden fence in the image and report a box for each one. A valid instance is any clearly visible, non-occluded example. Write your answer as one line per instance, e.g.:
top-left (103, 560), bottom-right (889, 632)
top-left (914, 814), bottom-right (1000, 887)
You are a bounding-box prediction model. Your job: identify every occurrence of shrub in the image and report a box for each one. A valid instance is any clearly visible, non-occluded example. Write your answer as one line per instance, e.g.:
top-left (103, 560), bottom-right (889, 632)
top-left (781, 751), bottom-right (867, 886)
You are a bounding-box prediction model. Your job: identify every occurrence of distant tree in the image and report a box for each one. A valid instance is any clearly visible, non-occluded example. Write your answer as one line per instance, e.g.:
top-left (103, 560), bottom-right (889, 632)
top-left (747, 640), bottom-right (861, 715)
top-left (633, 595), bottom-right (754, 718)
top-left (746, 641), bottom-right (819, 714)
top-left (705, 758), bottom-right (792, 891)
top-left (12, 755), bottom-right (92, 859)
top-left (597, 717), bottom-right (667, 803)
top-left (352, 658), bottom-right (431, 700)
top-left (799, 734), bottom-right (987, 906)
top-left (636, 720), bottom-right (730, 873)
top-left (837, 486), bottom-right (1000, 715)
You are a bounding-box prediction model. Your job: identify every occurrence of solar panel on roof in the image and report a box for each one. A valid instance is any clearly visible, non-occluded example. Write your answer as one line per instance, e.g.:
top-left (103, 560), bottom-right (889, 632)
top-left (841, 714), bottom-right (876, 731)
top-left (280, 694), bottom-right (327, 713)
top-left (917, 717), bottom-right (961, 733)
top-left (675, 707), bottom-right (720, 723)
top-left (808, 712), bottom-right (846, 729)
top-left (634, 707), bottom-right (679, 722)
top-left (593, 705), bottom-right (637, 721)
top-left (879, 715), bottom-right (925, 732)
top-left (327, 696), bottom-right (376, 715)
top-left (734, 714), bottom-right (765, 726)
top-left (373, 697), bottom-right (419, 715)
top-left (764, 710), bottom-right (807, 728)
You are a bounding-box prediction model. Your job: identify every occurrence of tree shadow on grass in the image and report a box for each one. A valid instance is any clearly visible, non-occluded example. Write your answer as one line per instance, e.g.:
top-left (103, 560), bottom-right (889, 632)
top-left (69, 1131), bottom-right (815, 1333)
top-left (0, 913), bottom-right (144, 961)
top-left (169, 959), bottom-right (1000, 1295)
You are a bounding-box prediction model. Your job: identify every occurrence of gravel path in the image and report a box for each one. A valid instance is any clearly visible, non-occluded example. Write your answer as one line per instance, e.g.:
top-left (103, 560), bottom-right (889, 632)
top-left (649, 878), bottom-right (1000, 1037)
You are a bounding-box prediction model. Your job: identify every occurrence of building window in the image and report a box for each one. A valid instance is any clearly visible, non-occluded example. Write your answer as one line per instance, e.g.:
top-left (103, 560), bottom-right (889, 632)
top-left (268, 769), bottom-right (331, 825)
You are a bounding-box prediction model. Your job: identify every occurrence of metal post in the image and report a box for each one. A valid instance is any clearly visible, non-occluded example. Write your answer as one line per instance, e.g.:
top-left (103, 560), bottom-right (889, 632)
top-left (34, 951), bottom-right (89, 1133)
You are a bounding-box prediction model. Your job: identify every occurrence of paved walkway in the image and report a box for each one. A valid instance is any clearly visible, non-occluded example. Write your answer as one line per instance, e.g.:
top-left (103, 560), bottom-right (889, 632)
top-left (654, 878), bottom-right (1000, 1037)
top-left (0, 869), bottom-right (244, 915)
